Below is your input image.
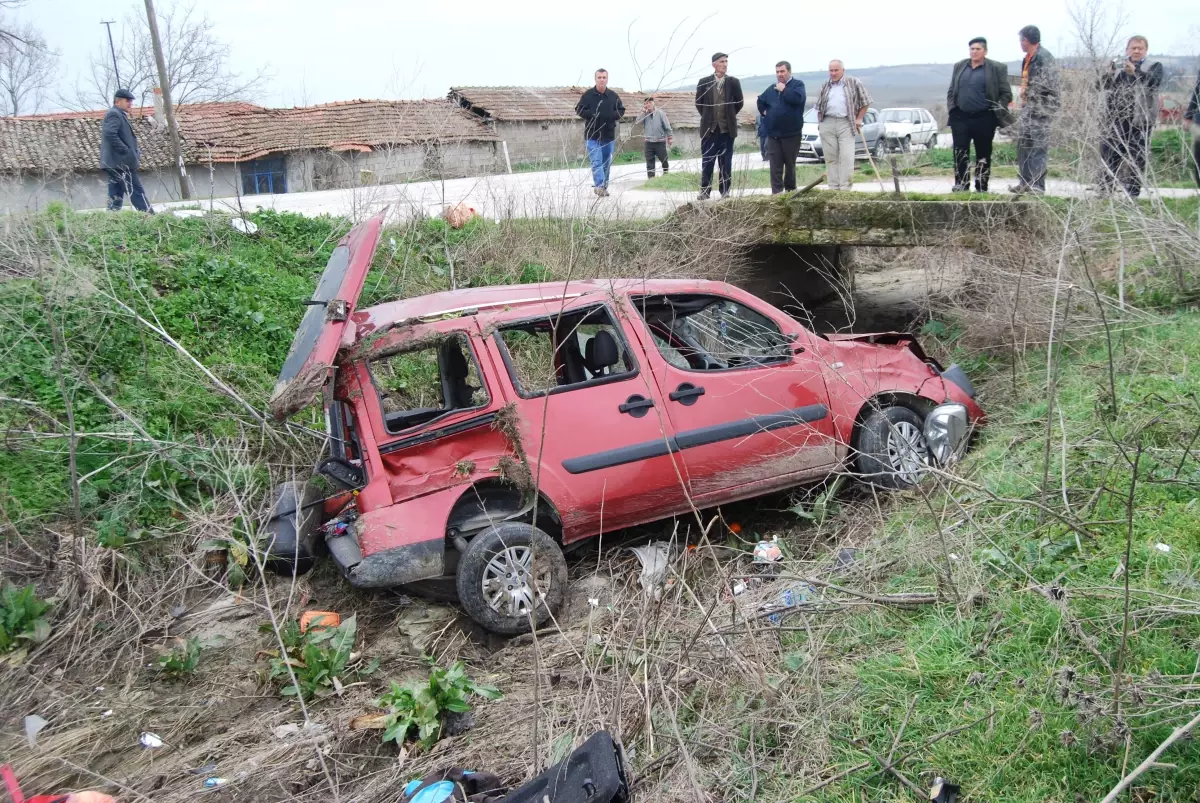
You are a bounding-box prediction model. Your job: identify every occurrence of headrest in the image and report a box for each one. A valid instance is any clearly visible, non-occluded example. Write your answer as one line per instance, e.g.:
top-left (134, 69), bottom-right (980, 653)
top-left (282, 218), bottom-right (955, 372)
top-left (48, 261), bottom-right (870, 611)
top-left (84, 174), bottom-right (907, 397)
top-left (585, 330), bottom-right (620, 370)
top-left (444, 343), bottom-right (469, 378)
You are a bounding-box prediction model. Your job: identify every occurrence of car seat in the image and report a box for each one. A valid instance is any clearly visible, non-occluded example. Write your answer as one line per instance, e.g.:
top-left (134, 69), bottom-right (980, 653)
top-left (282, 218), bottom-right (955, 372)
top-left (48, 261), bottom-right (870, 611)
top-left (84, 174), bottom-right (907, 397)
top-left (441, 341), bottom-right (479, 408)
top-left (584, 330), bottom-right (620, 378)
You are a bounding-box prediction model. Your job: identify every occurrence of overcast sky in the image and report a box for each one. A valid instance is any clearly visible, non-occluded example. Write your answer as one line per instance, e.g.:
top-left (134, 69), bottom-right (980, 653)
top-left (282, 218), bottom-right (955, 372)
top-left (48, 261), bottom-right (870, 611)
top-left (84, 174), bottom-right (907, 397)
top-left (13, 0), bottom-right (1200, 111)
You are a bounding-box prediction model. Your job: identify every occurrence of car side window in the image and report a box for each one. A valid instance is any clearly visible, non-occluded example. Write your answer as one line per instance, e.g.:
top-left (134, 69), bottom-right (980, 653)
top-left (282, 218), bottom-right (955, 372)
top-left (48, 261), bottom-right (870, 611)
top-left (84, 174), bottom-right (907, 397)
top-left (633, 294), bottom-right (790, 371)
top-left (911, 111), bottom-right (921, 124)
top-left (368, 333), bottom-right (489, 435)
top-left (865, 111), bottom-right (877, 124)
top-left (496, 305), bottom-right (636, 398)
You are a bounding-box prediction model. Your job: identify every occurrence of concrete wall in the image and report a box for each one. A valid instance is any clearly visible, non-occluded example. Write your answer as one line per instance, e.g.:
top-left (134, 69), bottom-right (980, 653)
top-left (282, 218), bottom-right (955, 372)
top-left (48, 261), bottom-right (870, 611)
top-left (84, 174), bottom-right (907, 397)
top-left (0, 164), bottom-right (241, 213)
top-left (287, 142), bottom-right (501, 191)
top-left (495, 120), bottom-right (589, 166)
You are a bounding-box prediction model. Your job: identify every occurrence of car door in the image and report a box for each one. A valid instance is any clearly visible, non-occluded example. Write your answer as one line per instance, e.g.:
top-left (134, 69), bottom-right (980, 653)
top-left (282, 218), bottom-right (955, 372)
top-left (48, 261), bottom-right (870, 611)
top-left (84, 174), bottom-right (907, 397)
top-left (860, 109), bottom-right (883, 154)
top-left (623, 289), bottom-right (839, 504)
top-left (479, 300), bottom-right (690, 543)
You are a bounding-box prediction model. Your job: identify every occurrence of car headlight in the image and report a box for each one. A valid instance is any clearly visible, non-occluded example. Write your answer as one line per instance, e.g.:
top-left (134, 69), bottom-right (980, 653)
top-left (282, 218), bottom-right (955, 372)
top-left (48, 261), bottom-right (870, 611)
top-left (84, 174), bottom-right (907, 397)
top-left (924, 403), bottom-right (969, 465)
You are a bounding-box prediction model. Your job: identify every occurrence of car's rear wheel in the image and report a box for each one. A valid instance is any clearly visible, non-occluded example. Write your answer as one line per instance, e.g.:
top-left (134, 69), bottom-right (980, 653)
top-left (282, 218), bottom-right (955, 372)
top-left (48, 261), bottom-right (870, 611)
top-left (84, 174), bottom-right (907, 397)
top-left (456, 522), bottom-right (567, 635)
top-left (901, 136), bottom-right (912, 153)
top-left (853, 406), bottom-right (929, 489)
top-left (928, 133), bottom-right (937, 149)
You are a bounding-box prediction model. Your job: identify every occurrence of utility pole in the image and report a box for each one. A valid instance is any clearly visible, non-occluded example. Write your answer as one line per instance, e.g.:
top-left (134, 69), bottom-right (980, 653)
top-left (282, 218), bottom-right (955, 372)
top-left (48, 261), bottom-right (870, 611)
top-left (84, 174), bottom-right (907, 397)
top-left (100, 21), bottom-right (121, 90)
top-left (142, 0), bottom-right (191, 199)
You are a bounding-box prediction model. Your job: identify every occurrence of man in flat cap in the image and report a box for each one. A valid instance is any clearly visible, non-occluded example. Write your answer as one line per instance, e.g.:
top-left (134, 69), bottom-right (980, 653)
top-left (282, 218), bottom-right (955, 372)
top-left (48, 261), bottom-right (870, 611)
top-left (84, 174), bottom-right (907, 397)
top-left (100, 88), bottom-right (153, 212)
top-left (695, 52), bottom-right (744, 199)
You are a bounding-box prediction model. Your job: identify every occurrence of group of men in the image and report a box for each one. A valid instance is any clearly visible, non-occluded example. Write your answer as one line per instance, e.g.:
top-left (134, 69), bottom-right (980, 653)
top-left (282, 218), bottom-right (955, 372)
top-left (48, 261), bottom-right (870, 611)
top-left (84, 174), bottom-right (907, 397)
top-left (574, 31), bottom-right (1193, 202)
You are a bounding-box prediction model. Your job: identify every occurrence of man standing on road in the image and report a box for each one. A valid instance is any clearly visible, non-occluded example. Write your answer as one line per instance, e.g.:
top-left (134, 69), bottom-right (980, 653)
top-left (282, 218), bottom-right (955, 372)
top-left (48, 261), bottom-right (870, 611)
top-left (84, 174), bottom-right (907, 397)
top-left (757, 61), bottom-right (807, 194)
top-left (695, 52), bottom-right (744, 199)
top-left (946, 37), bottom-right (1014, 193)
top-left (100, 88), bottom-right (153, 213)
top-left (816, 60), bottom-right (871, 191)
top-left (1185, 68), bottom-right (1200, 188)
top-left (1012, 25), bottom-right (1059, 195)
top-left (1099, 36), bottom-right (1163, 198)
top-left (575, 69), bottom-right (625, 197)
top-left (635, 96), bottom-right (674, 179)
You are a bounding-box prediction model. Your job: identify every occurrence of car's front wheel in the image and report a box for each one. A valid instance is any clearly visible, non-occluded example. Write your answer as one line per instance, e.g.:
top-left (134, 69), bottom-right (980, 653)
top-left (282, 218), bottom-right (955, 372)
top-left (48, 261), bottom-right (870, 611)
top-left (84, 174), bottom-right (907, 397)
top-left (873, 138), bottom-right (887, 160)
top-left (456, 522), bottom-right (567, 634)
top-left (853, 406), bottom-right (929, 489)
top-left (901, 136), bottom-right (912, 153)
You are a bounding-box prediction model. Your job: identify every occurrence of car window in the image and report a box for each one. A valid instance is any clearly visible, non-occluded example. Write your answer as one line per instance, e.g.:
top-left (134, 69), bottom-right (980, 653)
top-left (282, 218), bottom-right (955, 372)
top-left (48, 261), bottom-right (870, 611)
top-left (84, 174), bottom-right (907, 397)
top-left (368, 333), bottom-right (489, 434)
top-left (911, 111), bottom-right (921, 123)
top-left (881, 110), bottom-right (905, 122)
top-left (633, 294), bottom-right (790, 371)
top-left (496, 305), bottom-right (636, 398)
top-left (804, 108), bottom-right (818, 123)
top-left (865, 111), bottom-right (877, 124)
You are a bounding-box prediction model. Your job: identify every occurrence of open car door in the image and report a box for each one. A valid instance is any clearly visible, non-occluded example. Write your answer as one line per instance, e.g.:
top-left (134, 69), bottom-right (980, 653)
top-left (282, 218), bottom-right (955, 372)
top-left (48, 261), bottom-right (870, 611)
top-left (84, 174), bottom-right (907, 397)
top-left (269, 211), bottom-right (385, 420)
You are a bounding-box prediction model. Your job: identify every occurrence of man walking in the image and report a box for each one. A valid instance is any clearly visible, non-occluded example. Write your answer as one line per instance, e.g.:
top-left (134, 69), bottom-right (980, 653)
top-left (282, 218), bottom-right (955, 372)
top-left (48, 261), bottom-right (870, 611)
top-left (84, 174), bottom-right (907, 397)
top-left (815, 60), bottom-right (871, 190)
top-left (757, 61), bottom-right (807, 194)
top-left (1011, 25), bottom-right (1059, 195)
top-left (695, 52), bottom-right (744, 199)
top-left (946, 38), bottom-right (1013, 193)
top-left (100, 88), bottom-right (153, 213)
top-left (1099, 36), bottom-right (1163, 198)
top-left (635, 96), bottom-right (673, 179)
top-left (1186, 68), bottom-right (1200, 187)
top-left (575, 69), bottom-right (625, 197)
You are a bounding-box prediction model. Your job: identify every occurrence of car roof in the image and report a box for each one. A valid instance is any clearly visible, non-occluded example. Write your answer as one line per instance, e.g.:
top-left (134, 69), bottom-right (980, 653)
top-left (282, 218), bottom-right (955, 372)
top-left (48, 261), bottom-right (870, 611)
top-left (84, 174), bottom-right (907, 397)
top-left (353, 278), bottom-right (737, 333)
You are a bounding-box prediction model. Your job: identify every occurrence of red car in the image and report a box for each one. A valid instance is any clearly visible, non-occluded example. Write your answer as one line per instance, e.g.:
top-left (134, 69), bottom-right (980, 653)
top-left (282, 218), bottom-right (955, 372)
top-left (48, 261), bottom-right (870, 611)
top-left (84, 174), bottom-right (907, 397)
top-left (267, 213), bottom-right (984, 634)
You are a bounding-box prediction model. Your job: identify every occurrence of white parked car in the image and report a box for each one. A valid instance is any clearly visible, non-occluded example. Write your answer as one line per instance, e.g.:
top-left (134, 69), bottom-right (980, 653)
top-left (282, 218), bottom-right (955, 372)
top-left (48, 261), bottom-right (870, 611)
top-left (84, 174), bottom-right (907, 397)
top-left (880, 108), bottom-right (939, 152)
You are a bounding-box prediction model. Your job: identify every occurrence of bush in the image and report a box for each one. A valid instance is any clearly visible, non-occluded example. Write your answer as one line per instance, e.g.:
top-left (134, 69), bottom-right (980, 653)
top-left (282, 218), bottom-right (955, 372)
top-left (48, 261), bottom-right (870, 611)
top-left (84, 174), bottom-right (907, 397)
top-left (0, 583), bottom-right (52, 654)
top-left (265, 614), bottom-right (375, 700)
top-left (1150, 128), bottom-right (1198, 185)
top-left (156, 637), bottom-right (203, 678)
top-left (379, 661), bottom-right (501, 748)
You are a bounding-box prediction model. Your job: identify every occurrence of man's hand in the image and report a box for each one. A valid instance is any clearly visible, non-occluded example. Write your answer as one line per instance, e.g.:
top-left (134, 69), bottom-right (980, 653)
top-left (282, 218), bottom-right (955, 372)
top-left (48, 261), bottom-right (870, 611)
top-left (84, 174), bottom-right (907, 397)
top-left (776, 82), bottom-right (786, 93)
top-left (667, 137), bottom-right (674, 146)
top-left (1123, 60), bottom-right (1136, 76)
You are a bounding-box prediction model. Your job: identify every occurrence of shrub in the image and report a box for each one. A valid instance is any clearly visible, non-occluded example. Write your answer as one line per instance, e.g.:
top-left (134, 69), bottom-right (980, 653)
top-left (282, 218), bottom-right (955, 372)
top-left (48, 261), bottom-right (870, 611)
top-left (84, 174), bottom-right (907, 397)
top-left (379, 661), bottom-right (501, 748)
top-left (156, 637), bottom-right (203, 678)
top-left (265, 614), bottom-right (374, 700)
top-left (0, 583), bottom-right (52, 654)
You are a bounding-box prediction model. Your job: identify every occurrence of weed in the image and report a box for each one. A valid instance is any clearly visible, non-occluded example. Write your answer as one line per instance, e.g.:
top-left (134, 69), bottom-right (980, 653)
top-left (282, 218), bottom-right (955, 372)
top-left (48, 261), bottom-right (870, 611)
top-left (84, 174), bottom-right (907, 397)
top-left (265, 614), bottom-right (374, 700)
top-left (156, 637), bottom-right (203, 679)
top-left (0, 583), bottom-right (52, 654)
top-left (378, 660), bottom-right (501, 749)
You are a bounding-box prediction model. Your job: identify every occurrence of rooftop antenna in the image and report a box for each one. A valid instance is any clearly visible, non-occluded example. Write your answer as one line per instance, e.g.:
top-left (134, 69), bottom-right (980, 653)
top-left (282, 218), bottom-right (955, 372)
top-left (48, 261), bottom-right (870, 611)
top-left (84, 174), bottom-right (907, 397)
top-left (100, 20), bottom-right (122, 91)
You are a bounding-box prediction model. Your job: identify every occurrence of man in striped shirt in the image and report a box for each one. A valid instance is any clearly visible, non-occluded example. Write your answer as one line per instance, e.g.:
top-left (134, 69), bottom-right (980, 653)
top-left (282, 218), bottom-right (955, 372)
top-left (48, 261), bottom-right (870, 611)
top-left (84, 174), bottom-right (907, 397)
top-left (816, 61), bottom-right (872, 190)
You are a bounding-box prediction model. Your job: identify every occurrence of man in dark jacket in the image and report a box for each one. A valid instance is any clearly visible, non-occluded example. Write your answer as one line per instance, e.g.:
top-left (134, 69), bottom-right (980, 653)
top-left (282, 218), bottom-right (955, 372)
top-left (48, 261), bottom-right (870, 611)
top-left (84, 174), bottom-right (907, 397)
top-left (946, 37), bottom-right (1014, 192)
top-left (756, 61), bottom-right (806, 194)
top-left (1012, 25), bottom-right (1059, 195)
top-left (575, 69), bottom-right (625, 197)
top-left (1099, 36), bottom-right (1163, 197)
top-left (100, 88), bottom-right (152, 212)
top-left (1186, 68), bottom-right (1200, 187)
top-left (695, 52), bottom-right (744, 199)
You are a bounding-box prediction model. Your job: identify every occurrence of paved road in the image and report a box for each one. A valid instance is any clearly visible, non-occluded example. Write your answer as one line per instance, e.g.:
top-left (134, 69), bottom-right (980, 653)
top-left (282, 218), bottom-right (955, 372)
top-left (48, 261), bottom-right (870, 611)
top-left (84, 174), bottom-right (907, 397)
top-left (161, 151), bottom-right (1198, 223)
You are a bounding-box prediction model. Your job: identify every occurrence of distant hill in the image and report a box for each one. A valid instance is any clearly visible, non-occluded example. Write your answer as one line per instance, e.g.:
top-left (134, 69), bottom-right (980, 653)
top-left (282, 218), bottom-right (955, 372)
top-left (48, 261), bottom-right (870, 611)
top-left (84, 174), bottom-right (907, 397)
top-left (671, 56), bottom-right (1199, 113)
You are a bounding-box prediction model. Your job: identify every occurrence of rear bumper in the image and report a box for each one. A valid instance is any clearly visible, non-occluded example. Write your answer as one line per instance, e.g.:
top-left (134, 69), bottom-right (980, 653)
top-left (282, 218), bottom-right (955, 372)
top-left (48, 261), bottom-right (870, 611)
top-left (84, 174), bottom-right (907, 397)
top-left (341, 538), bottom-right (444, 588)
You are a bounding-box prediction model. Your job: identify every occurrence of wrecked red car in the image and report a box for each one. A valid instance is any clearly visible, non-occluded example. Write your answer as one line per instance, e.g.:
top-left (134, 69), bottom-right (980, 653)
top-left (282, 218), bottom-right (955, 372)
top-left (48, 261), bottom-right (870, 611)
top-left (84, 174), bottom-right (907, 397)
top-left (266, 213), bottom-right (984, 634)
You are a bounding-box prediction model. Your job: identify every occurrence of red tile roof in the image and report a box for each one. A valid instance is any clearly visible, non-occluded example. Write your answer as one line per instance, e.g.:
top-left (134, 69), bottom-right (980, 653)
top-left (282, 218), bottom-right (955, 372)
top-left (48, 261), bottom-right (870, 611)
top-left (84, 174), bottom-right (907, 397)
top-left (1, 100), bottom-right (497, 170)
top-left (451, 86), bottom-right (756, 128)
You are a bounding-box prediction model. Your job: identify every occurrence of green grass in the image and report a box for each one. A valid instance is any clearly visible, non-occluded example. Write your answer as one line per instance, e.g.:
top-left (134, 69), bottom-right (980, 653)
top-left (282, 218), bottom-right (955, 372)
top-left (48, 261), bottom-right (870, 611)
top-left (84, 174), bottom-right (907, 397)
top-left (786, 313), bottom-right (1200, 801)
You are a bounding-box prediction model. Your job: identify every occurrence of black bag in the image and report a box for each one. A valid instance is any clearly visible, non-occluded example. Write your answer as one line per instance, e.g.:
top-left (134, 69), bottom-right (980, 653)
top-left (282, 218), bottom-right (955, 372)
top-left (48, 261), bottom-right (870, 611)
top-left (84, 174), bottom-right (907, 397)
top-left (501, 731), bottom-right (631, 803)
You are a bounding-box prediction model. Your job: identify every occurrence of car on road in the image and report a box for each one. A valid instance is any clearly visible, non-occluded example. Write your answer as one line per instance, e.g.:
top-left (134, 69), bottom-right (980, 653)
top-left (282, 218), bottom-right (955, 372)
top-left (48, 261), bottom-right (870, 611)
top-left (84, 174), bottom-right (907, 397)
top-left (266, 213), bottom-right (985, 634)
top-left (880, 107), bottom-right (940, 152)
top-left (798, 107), bottom-right (887, 161)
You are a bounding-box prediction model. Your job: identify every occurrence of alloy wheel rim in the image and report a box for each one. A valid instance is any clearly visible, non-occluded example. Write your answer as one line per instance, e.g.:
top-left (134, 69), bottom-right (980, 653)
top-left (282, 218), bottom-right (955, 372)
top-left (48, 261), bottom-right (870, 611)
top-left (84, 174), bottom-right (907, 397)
top-left (481, 545), bottom-right (550, 618)
top-left (886, 420), bottom-right (927, 484)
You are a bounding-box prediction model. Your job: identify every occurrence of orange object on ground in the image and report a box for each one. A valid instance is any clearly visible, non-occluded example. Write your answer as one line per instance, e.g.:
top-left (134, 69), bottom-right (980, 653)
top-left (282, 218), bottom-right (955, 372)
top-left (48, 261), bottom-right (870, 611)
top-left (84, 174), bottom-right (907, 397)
top-left (299, 610), bottom-right (340, 633)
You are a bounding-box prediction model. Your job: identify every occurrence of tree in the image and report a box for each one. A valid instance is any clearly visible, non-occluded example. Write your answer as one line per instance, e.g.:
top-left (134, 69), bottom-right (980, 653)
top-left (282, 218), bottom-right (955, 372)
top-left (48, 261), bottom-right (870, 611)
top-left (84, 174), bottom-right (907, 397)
top-left (0, 16), bottom-right (56, 115)
top-left (69, 0), bottom-right (266, 110)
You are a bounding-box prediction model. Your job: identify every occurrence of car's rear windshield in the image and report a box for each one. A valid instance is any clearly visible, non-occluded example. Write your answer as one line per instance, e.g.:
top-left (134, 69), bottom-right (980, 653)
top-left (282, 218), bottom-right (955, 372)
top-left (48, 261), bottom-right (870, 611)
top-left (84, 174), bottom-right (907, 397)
top-left (881, 110), bottom-right (910, 122)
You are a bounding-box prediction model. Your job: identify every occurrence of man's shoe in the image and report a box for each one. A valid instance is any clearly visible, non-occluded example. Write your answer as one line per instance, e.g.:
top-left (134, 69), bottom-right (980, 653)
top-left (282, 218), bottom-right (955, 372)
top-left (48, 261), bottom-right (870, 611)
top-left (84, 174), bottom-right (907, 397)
top-left (1008, 184), bottom-right (1028, 194)
top-left (697, 191), bottom-right (711, 200)
top-left (951, 183), bottom-right (969, 193)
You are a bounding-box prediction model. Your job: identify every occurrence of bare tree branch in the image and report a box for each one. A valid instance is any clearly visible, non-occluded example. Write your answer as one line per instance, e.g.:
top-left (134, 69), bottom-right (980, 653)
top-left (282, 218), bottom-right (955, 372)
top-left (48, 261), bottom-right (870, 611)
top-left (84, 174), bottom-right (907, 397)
top-left (0, 14), bottom-right (57, 114)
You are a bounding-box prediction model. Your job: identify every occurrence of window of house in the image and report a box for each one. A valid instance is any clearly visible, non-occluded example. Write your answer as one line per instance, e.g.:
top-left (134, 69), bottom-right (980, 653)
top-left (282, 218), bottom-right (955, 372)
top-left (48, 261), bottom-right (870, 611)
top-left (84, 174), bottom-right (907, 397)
top-left (633, 294), bottom-right (790, 371)
top-left (368, 333), bottom-right (488, 434)
top-left (241, 157), bottom-right (287, 195)
top-left (495, 306), bottom-right (636, 398)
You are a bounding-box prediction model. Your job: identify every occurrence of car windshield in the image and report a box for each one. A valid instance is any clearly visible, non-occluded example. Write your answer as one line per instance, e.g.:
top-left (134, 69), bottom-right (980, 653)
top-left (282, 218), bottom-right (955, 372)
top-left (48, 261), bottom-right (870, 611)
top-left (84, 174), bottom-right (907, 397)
top-left (803, 108), bottom-right (818, 123)
top-left (881, 110), bottom-right (910, 122)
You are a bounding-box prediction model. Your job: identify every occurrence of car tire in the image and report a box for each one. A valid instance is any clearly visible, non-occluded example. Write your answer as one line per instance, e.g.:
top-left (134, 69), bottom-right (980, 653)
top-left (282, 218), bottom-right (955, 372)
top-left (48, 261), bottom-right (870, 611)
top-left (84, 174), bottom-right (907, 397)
top-left (455, 522), bottom-right (568, 635)
top-left (853, 406), bottom-right (929, 490)
top-left (873, 138), bottom-right (887, 160)
top-left (928, 134), bottom-right (937, 149)
top-left (901, 136), bottom-right (912, 153)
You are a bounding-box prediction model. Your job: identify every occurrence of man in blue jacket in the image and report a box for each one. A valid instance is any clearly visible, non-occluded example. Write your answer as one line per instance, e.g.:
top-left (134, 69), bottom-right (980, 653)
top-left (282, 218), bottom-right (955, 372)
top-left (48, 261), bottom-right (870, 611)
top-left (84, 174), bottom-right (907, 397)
top-left (100, 88), bottom-right (153, 213)
top-left (757, 61), bottom-right (807, 194)
top-left (575, 69), bottom-right (625, 197)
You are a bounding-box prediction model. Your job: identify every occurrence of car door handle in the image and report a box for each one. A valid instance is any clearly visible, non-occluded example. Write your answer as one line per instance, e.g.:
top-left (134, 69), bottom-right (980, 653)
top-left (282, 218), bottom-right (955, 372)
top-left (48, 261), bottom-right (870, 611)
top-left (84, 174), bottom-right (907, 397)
top-left (618, 395), bottom-right (654, 417)
top-left (669, 383), bottom-right (705, 405)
